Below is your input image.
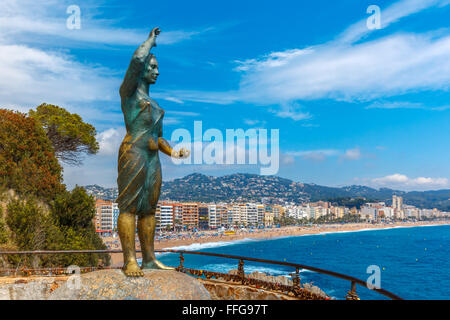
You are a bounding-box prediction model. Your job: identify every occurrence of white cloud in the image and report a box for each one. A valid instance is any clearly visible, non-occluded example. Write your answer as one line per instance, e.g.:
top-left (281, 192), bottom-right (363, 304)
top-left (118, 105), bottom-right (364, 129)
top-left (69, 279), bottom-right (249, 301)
top-left (342, 148), bottom-right (362, 161)
top-left (229, 0), bottom-right (450, 105)
top-left (162, 97), bottom-right (185, 104)
top-left (0, 1), bottom-right (117, 111)
top-left (338, 0), bottom-right (448, 44)
top-left (288, 148), bottom-right (363, 162)
top-left (287, 149), bottom-right (340, 162)
top-left (244, 119), bottom-right (267, 127)
top-left (0, 43), bottom-right (119, 109)
top-left (244, 119), bottom-right (260, 126)
top-left (281, 154), bottom-right (295, 165)
top-left (270, 102), bottom-right (312, 121)
top-left (96, 127), bottom-right (125, 156)
top-left (370, 173), bottom-right (449, 190)
top-left (158, 29), bottom-right (214, 46)
top-left (432, 105), bottom-right (450, 111)
top-left (156, 111), bottom-right (200, 127)
top-left (152, 90), bottom-right (239, 105)
top-left (366, 101), bottom-right (450, 111)
top-left (236, 32), bottom-right (450, 104)
top-left (0, 0), bottom-right (210, 47)
top-left (234, 49), bottom-right (313, 71)
top-left (169, 111), bottom-right (200, 117)
top-left (274, 111), bottom-right (310, 121)
top-left (366, 101), bottom-right (426, 110)
top-left (163, 117), bottom-right (183, 126)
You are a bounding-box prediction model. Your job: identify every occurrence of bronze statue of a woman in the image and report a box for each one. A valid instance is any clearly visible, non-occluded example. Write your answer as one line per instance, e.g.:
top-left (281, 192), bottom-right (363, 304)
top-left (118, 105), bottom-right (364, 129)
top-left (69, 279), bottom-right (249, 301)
top-left (117, 27), bottom-right (188, 277)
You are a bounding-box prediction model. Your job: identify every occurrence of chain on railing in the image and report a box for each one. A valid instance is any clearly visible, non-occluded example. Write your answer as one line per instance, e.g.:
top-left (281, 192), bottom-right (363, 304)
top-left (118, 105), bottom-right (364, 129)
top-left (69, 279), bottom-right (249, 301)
top-left (174, 266), bottom-right (325, 300)
top-left (345, 281), bottom-right (360, 300)
top-left (0, 249), bottom-right (401, 300)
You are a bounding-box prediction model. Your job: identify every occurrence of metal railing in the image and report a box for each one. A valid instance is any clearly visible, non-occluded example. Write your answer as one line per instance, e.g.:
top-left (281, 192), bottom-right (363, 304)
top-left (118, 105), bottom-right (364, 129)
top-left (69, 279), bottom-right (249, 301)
top-left (0, 249), bottom-right (403, 300)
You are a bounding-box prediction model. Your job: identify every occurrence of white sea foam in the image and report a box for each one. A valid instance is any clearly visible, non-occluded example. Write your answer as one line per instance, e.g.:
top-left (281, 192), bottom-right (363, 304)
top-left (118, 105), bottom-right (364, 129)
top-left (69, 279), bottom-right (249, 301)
top-left (152, 238), bottom-right (258, 257)
top-left (199, 263), bottom-right (312, 277)
top-left (159, 237), bottom-right (258, 252)
top-left (390, 224), bottom-right (448, 229)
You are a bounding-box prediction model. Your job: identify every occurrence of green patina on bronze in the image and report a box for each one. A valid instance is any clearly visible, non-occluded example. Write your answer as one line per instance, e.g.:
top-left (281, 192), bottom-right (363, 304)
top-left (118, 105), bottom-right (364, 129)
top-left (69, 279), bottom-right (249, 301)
top-left (116, 28), bottom-right (189, 277)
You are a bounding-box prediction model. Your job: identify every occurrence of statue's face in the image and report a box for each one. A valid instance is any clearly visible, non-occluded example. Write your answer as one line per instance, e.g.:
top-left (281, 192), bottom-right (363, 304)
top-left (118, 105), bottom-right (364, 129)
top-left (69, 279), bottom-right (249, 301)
top-left (143, 56), bottom-right (159, 84)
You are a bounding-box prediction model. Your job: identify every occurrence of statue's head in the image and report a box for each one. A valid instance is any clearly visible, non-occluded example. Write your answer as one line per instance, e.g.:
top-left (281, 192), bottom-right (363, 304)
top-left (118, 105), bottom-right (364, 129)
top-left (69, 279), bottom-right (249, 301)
top-left (142, 54), bottom-right (159, 85)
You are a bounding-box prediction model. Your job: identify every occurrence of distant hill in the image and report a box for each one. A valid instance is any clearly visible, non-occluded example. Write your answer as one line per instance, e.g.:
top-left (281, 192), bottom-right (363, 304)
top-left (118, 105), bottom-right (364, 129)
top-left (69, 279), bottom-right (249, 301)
top-left (84, 184), bottom-right (118, 202)
top-left (83, 173), bottom-right (450, 211)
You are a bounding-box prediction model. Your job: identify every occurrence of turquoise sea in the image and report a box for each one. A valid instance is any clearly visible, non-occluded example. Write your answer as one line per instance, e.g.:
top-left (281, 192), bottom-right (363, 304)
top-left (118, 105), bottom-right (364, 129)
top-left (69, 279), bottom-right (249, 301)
top-left (155, 224), bottom-right (450, 300)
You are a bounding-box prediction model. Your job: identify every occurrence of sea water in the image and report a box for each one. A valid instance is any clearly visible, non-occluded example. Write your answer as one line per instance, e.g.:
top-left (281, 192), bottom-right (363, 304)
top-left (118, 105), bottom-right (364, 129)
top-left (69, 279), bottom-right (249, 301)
top-left (154, 224), bottom-right (450, 300)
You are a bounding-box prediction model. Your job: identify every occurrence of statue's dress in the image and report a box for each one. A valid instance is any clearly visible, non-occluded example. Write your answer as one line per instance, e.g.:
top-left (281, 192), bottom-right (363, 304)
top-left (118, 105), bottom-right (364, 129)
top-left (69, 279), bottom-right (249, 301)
top-left (116, 57), bottom-right (164, 216)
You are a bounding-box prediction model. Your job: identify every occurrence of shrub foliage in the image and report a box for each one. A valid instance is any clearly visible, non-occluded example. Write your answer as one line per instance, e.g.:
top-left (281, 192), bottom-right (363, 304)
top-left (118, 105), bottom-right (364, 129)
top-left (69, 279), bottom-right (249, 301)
top-left (0, 108), bottom-right (109, 268)
top-left (0, 109), bottom-right (65, 201)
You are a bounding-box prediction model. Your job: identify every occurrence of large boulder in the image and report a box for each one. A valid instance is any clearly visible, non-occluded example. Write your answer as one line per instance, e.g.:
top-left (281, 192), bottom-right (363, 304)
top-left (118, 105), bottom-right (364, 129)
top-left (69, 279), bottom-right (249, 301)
top-left (0, 269), bottom-right (211, 300)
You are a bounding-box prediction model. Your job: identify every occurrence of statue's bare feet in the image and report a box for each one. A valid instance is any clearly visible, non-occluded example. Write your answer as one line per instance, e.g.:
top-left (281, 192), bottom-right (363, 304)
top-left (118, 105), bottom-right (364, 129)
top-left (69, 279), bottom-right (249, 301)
top-left (123, 260), bottom-right (144, 277)
top-left (141, 259), bottom-right (174, 270)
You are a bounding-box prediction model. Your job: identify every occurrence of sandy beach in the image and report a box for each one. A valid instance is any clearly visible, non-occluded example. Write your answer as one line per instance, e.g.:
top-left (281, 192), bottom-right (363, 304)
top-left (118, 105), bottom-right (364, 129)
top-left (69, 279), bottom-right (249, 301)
top-left (106, 221), bottom-right (449, 266)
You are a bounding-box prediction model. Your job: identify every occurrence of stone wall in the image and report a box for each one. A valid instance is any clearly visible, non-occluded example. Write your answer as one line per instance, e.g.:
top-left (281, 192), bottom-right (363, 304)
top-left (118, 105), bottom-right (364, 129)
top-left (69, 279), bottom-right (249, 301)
top-left (0, 270), bottom-right (211, 300)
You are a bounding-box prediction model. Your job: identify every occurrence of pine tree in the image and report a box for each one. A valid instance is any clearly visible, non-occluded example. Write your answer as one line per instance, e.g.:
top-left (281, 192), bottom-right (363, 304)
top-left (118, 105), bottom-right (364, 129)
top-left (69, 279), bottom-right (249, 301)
top-left (29, 104), bottom-right (99, 166)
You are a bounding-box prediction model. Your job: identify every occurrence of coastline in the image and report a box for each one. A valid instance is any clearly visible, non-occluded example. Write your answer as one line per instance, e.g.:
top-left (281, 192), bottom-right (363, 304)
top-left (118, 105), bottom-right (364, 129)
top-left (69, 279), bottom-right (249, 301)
top-left (107, 221), bottom-right (450, 266)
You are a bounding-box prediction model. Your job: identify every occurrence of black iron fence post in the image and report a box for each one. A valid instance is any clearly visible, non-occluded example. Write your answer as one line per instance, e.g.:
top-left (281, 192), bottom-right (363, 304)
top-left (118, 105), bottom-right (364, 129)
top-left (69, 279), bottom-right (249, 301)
top-left (238, 259), bottom-right (245, 284)
top-left (292, 267), bottom-right (301, 290)
top-left (346, 281), bottom-right (360, 300)
top-left (178, 253), bottom-right (184, 270)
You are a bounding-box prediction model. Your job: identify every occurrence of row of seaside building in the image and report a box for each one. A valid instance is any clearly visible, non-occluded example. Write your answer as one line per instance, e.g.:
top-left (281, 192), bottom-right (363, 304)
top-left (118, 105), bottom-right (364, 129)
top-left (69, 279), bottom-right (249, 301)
top-left (95, 199), bottom-right (277, 235)
top-left (359, 195), bottom-right (447, 221)
top-left (94, 195), bottom-right (448, 235)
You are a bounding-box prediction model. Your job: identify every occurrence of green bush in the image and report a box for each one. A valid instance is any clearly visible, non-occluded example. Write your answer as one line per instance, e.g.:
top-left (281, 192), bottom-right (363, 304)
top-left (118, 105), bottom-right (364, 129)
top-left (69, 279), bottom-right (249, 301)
top-left (0, 206), bottom-right (8, 244)
top-left (51, 187), bottom-right (110, 266)
top-left (4, 191), bottom-right (110, 268)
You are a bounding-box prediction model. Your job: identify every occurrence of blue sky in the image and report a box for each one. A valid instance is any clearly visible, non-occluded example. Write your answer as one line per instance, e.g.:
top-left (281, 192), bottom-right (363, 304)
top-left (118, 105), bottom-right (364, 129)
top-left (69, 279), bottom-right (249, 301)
top-left (1, 0), bottom-right (449, 191)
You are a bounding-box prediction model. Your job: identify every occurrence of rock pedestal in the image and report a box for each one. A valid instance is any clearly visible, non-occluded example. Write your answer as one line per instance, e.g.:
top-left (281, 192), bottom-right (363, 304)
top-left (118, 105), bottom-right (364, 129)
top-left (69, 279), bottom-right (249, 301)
top-left (0, 269), bottom-right (211, 300)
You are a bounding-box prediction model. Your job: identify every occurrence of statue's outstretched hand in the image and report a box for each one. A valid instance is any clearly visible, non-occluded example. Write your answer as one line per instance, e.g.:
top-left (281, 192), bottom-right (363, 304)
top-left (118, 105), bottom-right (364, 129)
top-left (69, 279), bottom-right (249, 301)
top-left (172, 148), bottom-right (190, 159)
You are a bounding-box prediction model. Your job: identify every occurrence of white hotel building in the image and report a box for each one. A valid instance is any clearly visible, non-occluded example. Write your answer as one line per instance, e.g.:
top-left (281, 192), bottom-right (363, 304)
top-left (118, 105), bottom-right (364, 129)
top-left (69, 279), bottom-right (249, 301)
top-left (156, 204), bottom-right (174, 232)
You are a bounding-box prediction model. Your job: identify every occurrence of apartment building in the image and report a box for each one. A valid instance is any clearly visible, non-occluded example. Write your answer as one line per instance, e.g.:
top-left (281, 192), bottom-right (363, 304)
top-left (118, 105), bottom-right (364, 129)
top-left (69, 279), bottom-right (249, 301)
top-left (198, 204), bottom-right (209, 230)
top-left (157, 203), bottom-right (174, 232)
top-left (95, 199), bottom-right (119, 235)
top-left (182, 203), bottom-right (199, 230)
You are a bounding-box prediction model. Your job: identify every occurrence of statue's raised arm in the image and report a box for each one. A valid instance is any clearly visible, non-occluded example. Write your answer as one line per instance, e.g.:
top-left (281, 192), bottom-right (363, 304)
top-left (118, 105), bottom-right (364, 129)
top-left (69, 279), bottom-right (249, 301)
top-left (119, 27), bottom-right (160, 99)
